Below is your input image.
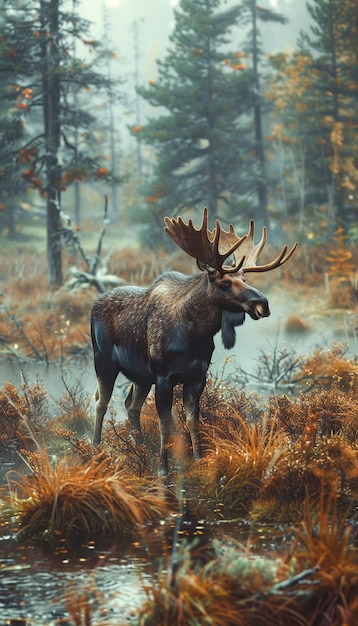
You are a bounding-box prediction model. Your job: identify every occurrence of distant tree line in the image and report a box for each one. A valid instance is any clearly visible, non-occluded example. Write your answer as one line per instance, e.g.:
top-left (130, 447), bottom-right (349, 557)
top-left (0, 0), bottom-right (356, 286)
top-left (132, 0), bottom-right (357, 245)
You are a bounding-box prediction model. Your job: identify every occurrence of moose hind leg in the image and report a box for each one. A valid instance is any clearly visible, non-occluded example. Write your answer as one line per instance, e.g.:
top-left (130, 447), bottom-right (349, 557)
top-left (155, 378), bottom-right (174, 475)
top-left (124, 382), bottom-right (151, 443)
top-left (93, 374), bottom-right (117, 445)
top-left (183, 377), bottom-right (206, 460)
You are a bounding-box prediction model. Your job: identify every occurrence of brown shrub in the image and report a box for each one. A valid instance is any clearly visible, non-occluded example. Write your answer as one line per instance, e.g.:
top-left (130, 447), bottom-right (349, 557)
top-left (4, 274), bottom-right (48, 307)
top-left (0, 382), bottom-right (29, 447)
top-left (284, 314), bottom-right (311, 333)
top-left (299, 343), bottom-right (358, 392)
top-left (270, 385), bottom-right (358, 441)
top-left (107, 247), bottom-right (195, 285)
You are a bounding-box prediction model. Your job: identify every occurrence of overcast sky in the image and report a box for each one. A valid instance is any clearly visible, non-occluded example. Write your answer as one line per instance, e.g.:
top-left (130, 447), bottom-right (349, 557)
top-left (80, 0), bottom-right (310, 85)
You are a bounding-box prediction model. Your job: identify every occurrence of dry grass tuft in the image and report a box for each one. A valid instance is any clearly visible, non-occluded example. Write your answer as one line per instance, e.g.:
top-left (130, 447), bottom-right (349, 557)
top-left (187, 411), bottom-right (288, 517)
top-left (11, 449), bottom-right (168, 544)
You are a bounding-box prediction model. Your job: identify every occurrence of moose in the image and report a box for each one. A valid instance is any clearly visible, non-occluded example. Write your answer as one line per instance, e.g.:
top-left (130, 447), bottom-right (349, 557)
top-left (91, 208), bottom-right (297, 474)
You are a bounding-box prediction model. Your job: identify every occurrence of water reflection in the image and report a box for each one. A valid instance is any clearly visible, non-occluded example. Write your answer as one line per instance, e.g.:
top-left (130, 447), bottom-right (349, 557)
top-left (0, 501), bottom-right (216, 625)
top-left (0, 531), bottom-right (150, 624)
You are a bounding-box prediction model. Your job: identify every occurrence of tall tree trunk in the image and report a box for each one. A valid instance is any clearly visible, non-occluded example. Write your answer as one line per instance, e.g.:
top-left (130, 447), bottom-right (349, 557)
top-left (207, 38), bottom-right (218, 214)
top-left (41, 0), bottom-right (63, 287)
top-left (252, 0), bottom-right (269, 228)
top-left (133, 19), bottom-right (143, 177)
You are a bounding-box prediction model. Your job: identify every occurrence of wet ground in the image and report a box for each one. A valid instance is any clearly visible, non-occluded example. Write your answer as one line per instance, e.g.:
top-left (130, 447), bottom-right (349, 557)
top-left (0, 503), bottom-right (233, 625)
top-left (0, 507), bottom-right (296, 626)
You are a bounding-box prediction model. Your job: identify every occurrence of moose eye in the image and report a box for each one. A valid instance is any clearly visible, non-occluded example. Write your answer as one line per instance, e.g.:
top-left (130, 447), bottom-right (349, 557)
top-left (220, 280), bottom-right (231, 291)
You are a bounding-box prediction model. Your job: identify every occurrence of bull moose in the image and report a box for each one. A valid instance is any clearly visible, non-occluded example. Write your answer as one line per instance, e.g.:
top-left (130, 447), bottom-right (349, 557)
top-left (91, 208), bottom-right (297, 473)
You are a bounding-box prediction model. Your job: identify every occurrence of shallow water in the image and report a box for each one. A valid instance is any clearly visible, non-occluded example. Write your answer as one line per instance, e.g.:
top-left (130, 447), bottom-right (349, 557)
top-left (0, 506), bottom-right (182, 626)
top-left (0, 536), bottom-right (150, 624)
top-left (0, 509), bottom-right (295, 626)
top-left (0, 511), bottom-right (216, 626)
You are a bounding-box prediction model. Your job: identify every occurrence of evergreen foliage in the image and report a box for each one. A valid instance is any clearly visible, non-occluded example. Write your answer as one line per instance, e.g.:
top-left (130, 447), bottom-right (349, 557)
top-left (133, 0), bottom-right (290, 244)
top-left (302, 0), bottom-right (358, 231)
top-left (135, 0), bottom-right (252, 242)
top-left (238, 0), bottom-right (288, 227)
top-left (0, 0), bottom-right (117, 284)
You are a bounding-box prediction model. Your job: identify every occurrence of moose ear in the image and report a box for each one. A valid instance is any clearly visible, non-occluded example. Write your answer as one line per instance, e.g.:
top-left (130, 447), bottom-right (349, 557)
top-left (197, 260), bottom-right (219, 278)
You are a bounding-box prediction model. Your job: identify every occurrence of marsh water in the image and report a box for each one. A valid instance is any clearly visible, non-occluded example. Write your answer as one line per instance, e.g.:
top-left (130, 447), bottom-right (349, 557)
top-left (0, 500), bottom-right (290, 625)
top-left (0, 538), bottom-right (150, 624)
top-left (0, 292), bottom-right (356, 625)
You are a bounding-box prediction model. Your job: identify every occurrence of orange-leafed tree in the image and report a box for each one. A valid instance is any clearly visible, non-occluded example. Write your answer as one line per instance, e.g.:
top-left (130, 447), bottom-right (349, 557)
top-left (266, 51), bottom-right (324, 231)
top-left (267, 0), bottom-right (358, 238)
top-left (0, 0), bottom-right (117, 285)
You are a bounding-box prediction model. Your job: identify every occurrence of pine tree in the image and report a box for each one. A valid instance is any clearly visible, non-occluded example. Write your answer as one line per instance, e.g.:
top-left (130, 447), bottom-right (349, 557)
top-left (303, 0), bottom-right (358, 232)
top-left (0, 0), bottom-right (116, 285)
top-left (134, 0), bottom-right (252, 242)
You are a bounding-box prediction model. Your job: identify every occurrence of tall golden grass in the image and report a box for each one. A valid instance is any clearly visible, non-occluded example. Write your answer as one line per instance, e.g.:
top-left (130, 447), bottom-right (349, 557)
top-left (11, 449), bottom-right (168, 544)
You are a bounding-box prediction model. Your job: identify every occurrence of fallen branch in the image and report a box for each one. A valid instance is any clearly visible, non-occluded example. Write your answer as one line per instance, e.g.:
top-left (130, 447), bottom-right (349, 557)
top-left (267, 566), bottom-right (320, 594)
top-left (65, 267), bottom-right (124, 293)
top-left (62, 196), bottom-right (125, 293)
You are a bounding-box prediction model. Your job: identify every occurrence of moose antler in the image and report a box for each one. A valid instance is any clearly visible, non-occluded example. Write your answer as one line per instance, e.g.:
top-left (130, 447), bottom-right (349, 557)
top-left (164, 208), bottom-right (298, 275)
top-left (233, 219), bottom-right (298, 273)
top-left (164, 207), bottom-right (246, 274)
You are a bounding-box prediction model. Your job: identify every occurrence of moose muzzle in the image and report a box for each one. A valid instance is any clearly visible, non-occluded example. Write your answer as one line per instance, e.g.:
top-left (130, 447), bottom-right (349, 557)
top-left (242, 286), bottom-right (270, 320)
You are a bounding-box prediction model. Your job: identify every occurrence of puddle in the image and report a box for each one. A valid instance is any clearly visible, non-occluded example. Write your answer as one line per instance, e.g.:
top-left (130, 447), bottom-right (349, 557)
top-left (0, 524), bottom-right (165, 626)
top-left (0, 534), bottom-right (151, 624)
top-left (0, 508), bottom-right (215, 625)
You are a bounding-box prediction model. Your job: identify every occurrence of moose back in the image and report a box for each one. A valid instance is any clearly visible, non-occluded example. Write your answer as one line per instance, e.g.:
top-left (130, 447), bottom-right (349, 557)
top-left (91, 208), bottom-right (297, 474)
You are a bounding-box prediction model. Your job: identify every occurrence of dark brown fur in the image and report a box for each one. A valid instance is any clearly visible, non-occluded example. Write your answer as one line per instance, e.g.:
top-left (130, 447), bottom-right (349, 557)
top-left (91, 269), bottom-right (269, 474)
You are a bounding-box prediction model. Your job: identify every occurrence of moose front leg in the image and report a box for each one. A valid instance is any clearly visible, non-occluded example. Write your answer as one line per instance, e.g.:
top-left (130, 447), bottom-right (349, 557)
top-left (155, 378), bottom-right (174, 475)
top-left (183, 377), bottom-right (206, 460)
